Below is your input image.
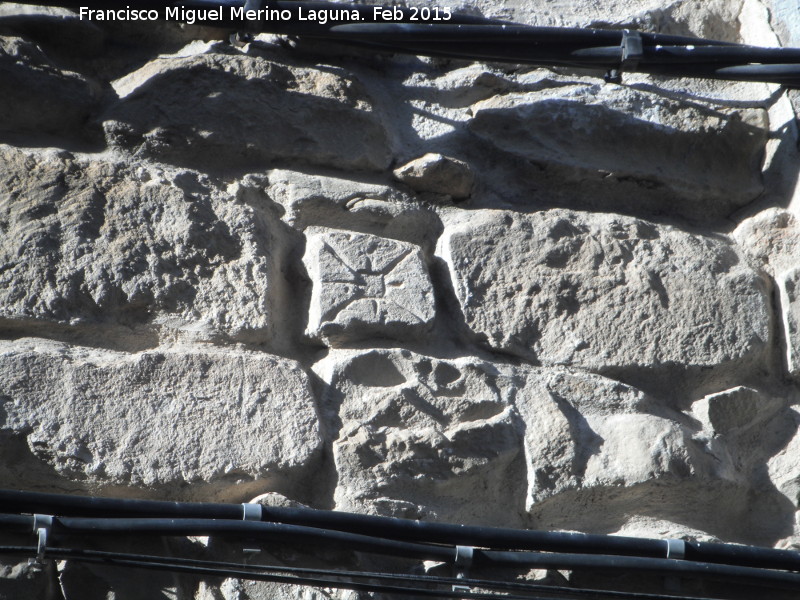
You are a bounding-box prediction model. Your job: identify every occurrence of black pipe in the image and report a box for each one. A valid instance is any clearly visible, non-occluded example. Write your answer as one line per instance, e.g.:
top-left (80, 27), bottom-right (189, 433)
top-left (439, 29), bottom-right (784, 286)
top-left (2, 490), bottom-right (800, 573)
top-left (4, 0), bottom-right (799, 85)
top-left (327, 23), bottom-right (740, 48)
top-left (0, 546), bottom-right (540, 600)
top-left (0, 490), bottom-right (666, 556)
top-left (0, 513), bottom-right (455, 562)
top-left (477, 551), bottom-right (800, 591)
top-left (0, 545), bottom-right (717, 600)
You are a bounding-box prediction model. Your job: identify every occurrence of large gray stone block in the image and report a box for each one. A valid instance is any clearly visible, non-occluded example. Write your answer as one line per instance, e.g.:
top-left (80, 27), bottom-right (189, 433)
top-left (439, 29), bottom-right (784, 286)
top-left (780, 267), bottom-right (800, 379)
top-left (0, 339), bottom-right (322, 500)
top-left (468, 86), bottom-right (767, 220)
top-left (734, 210), bottom-right (800, 378)
top-left (438, 209), bottom-right (771, 373)
top-left (0, 147), bottom-right (286, 344)
top-left (314, 349), bottom-right (526, 526)
top-left (103, 44), bottom-right (390, 172)
top-left (315, 349), bottom-right (714, 529)
top-left (0, 36), bottom-right (103, 141)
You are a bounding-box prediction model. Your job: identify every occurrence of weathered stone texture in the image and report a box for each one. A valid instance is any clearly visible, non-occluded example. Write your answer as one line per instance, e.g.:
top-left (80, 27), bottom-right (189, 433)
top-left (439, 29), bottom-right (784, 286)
top-left (316, 349), bottom-right (724, 530)
top-left (468, 85), bottom-right (768, 220)
top-left (304, 230), bottom-right (435, 345)
top-left (0, 339), bottom-right (322, 499)
top-left (734, 210), bottom-right (800, 378)
top-left (103, 43), bottom-right (390, 172)
top-left (513, 369), bottom-right (716, 519)
top-left (266, 169), bottom-right (441, 251)
top-left (438, 209), bottom-right (772, 372)
top-left (768, 408), bottom-right (800, 509)
top-left (692, 386), bottom-right (786, 436)
top-left (782, 268), bottom-right (800, 379)
top-left (0, 36), bottom-right (103, 140)
top-left (393, 153), bottom-right (475, 199)
top-left (0, 0), bottom-right (798, 596)
top-left (315, 349), bottom-right (526, 525)
top-left (462, 0), bottom-right (744, 39)
top-left (0, 147), bottom-right (287, 343)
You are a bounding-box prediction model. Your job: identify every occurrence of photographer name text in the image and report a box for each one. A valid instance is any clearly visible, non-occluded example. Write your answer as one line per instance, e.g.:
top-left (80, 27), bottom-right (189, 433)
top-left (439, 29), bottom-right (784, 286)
top-left (79, 5), bottom-right (454, 26)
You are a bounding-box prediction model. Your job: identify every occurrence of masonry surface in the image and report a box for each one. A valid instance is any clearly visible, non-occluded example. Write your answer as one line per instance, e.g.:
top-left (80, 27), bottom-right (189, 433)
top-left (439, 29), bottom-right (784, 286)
top-left (1, 1), bottom-right (800, 598)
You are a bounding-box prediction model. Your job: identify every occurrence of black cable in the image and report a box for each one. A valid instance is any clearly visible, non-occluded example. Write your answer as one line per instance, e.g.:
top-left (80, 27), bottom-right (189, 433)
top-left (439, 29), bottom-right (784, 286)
top-left (327, 23), bottom-right (740, 48)
top-left (0, 546), bottom-right (564, 600)
top-left (44, 516), bottom-right (457, 562)
top-left (3, 513), bottom-right (800, 591)
top-left (3, 490), bottom-right (800, 573)
top-left (0, 545), bottom-right (746, 600)
top-left (3, 0), bottom-right (799, 85)
top-left (0, 491), bottom-right (669, 557)
top-left (476, 551), bottom-right (800, 591)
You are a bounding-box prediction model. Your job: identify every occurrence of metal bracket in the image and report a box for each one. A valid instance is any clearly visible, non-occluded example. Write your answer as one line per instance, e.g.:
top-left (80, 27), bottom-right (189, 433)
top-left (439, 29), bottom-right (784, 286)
top-left (452, 545), bottom-right (474, 594)
top-left (242, 503), bottom-right (262, 521)
top-left (666, 538), bottom-right (686, 559)
top-left (241, 503), bottom-right (262, 554)
top-left (231, 0), bottom-right (266, 46)
top-left (605, 29), bottom-right (643, 84)
top-left (28, 514), bottom-right (53, 571)
top-left (664, 539), bottom-right (686, 592)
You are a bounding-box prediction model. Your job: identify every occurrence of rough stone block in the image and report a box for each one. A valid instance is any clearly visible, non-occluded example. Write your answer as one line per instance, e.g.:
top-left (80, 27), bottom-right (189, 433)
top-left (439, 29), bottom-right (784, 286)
top-left (316, 349), bottom-right (710, 528)
top-left (438, 209), bottom-right (771, 373)
top-left (0, 339), bottom-right (322, 499)
top-left (768, 408), bottom-right (800, 508)
top-left (103, 45), bottom-right (390, 172)
top-left (0, 147), bottom-right (285, 343)
top-left (393, 153), bottom-right (474, 199)
top-left (779, 267), bottom-right (800, 379)
top-left (468, 86), bottom-right (767, 219)
top-left (0, 36), bottom-right (103, 141)
top-left (304, 230), bottom-right (435, 345)
top-left (314, 349), bottom-right (526, 526)
top-left (692, 386), bottom-right (785, 435)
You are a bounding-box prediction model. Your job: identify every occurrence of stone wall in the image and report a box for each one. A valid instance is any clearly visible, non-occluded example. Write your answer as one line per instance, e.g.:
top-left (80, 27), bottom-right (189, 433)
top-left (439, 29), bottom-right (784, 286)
top-left (1, 1), bottom-right (800, 598)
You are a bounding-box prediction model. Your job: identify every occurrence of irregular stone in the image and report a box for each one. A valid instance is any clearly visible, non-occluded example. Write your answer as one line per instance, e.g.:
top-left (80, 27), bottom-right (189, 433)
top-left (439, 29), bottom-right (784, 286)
top-left (393, 153), bottom-right (474, 199)
top-left (468, 85), bottom-right (767, 220)
top-left (0, 338), bottom-right (322, 499)
top-left (692, 387), bottom-right (785, 435)
top-left (763, 0), bottom-right (800, 46)
top-left (196, 578), bottom-right (340, 600)
top-left (0, 147), bottom-right (287, 344)
top-left (303, 230), bottom-right (435, 346)
top-left (0, 4), bottom-right (107, 57)
top-left (733, 211), bottom-right (800, 378)
top-left (0, 36), bottom-right (103, 141)
top-left (781, 268), bottom-right (800, 379)
top-left (315, 349), bottom-right (526, 526)
top-left (316, 349), bottom-right (709, 527)
top-left (733, 209), bottom-right (800, 277)
top-left (0, 560), bottom-right (60, 600)
top-left (513, 370), bottom-right (710, 510)
top-left (103, 44), bottom-right (390, 172)
top-left (266, 169), bottom-right (441, 250)
top-left (438, 209), bottom-right (771, 373)
top-left (398, 0), bottom-right (744, 38)
top-left (767, 408), bottom-right (800, 508)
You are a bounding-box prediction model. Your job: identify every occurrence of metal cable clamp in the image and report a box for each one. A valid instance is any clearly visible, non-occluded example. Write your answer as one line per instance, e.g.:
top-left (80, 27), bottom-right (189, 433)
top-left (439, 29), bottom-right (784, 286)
top-left (452, 545), bottom-right (474, 594)
top-left (605, 29), bottom-right (644, 83)
top-left (232, 0), bottom-right (268, 46)
top-left (666, 538), bottom-right (686, 559)
top-left (29, 514), bottom-right (53, 571)
top-left (241, 503), bottom-right (263, 554)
